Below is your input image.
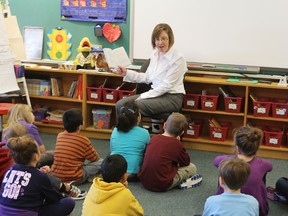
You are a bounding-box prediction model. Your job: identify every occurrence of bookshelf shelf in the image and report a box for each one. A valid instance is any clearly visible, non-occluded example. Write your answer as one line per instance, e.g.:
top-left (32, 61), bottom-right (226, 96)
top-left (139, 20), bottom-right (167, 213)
top-left (24, 67), bottom-right (288, 160)
top-left (183, 74), bottom-right (288, 160)
top-left (30, 95), bottom-right (83, 103)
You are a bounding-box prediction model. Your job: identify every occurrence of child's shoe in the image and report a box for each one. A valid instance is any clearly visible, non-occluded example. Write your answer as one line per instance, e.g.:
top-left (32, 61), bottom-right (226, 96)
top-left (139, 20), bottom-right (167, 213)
top-left (67, 182), bottom-right (87, 200)
top-left (179, 174), bottom-right (202, 189)
top-left (266, 186), bottom-right (279, 201)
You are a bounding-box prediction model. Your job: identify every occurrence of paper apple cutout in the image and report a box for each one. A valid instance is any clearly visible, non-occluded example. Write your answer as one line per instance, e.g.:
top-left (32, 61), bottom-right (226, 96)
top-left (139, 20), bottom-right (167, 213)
top-left (103, 23), bottom-right (121, 43)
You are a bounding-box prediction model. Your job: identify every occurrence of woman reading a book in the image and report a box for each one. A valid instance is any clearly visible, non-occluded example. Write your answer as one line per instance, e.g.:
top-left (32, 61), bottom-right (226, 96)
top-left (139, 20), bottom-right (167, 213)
top-left (114, 23), bottom-right (187, 118)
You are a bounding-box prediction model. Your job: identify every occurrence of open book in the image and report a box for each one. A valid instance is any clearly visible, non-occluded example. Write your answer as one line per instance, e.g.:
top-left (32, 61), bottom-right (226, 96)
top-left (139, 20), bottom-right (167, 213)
top-left (103, 47), bottom-right (131, 68)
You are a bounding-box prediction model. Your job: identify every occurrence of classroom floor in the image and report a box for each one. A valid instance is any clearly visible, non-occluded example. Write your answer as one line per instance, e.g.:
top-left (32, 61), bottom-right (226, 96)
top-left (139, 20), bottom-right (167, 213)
top-left (41, 132), bottom-right (288, 216)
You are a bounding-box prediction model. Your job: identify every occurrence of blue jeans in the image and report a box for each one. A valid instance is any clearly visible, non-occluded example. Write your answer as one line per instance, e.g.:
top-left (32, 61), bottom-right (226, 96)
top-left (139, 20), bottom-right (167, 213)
top-left (80, 158), bottom-right (104, 184)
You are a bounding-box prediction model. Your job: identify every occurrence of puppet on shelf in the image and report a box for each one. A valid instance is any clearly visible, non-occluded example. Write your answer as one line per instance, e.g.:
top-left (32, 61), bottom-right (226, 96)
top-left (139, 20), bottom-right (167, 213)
top-left (73, 37), bottom-right (95, 69)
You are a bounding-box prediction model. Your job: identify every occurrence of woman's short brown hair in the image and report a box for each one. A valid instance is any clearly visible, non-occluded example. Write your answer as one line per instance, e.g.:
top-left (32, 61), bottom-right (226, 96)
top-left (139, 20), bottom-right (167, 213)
top-left (151, 23), bottom-right (174, 49)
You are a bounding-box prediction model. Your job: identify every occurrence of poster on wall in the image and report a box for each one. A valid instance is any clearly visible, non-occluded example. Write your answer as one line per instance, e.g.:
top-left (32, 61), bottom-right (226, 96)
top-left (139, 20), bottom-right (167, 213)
top-left (61, 0), bottom-right (127, 23)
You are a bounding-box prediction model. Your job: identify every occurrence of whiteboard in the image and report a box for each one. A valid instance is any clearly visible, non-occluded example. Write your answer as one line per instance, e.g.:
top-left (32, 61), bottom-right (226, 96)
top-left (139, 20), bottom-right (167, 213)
top-left (131, 0), bottom-right (288, 69)
top-left (23, 26), bottom-right (44, 60)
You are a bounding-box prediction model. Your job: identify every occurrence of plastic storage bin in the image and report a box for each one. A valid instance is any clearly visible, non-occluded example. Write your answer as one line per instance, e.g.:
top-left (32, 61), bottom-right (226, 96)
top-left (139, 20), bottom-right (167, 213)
top-left (263, 126), bottom-right (283, 147)
top-left (118, 83), bottom-right (136, 99)
top-left (209, 121), bottom-right (230, 142)
top-left (184, 119), bottom-right (203, 139)
top-left (224, 97), bottom-right (243, 113)
top-left (92, 109), bottom-right (112, 129)
top-left (253, 98), bottom-right (271, 117)
top-left (87, 86), bottom-right (102, 102)
top-left (183, 94), bottom-right (200, 110)
top-left (201, 95), bottom-right (219, 111)
top-left (271, 100), bottom-right (288, 118)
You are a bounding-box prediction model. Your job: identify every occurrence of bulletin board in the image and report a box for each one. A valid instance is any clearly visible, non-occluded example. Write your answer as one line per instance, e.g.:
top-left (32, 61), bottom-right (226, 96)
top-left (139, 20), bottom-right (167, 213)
top-left (61, 0), bottom-right (127, 23)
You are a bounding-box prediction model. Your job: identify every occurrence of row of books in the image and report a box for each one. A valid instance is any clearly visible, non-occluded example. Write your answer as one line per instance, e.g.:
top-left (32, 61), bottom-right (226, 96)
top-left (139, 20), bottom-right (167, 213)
top-left (24, 75), bottom-right (82, 99)
top-left (67, 75), bottom-right (83, 99)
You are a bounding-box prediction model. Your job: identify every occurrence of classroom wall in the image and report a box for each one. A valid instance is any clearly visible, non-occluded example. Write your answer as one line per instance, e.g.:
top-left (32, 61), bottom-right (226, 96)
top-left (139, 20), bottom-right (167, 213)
top-left (8, 0), bottom-right (131, 60)
top-left (132, 0), bottom-right (288, 69)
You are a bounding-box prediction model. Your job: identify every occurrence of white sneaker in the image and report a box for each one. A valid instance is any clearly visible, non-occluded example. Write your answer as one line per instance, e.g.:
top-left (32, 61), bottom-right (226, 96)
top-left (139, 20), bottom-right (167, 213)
top-left (179, 174), bottom-right (203, 189)
top-left (68, 182), bottom-right (87, 200)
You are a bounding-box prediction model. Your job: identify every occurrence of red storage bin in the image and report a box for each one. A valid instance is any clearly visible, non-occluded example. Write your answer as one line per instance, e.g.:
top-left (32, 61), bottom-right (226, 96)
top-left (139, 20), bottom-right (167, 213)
top-left (102, 88), bottom-right (118, 103)
top-left (118, 83), bottom-right (136, 99)
top-left (271, 100), bottom-right (288, 118)
top-left (263, 126), bottom-right (283, 147)
top-left (184, 119), bottom-right (203, 139)
top-left (209, 121), bottom-right (230, 142)
top-left (253, 99), bottom-right (271, 117)
top-left (224, 97), bottom-right (243, 113)
top-left (87, 86), bottom-right (102, 102)
top-left (183, 94), bottom-right (200, 109)
top-left (201, 95), bottom-right (219, 111)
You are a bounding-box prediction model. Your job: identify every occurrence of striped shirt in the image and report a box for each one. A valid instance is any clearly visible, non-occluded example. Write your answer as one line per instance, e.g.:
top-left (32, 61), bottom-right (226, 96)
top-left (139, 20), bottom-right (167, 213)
top-left (51, 131), bottom-right (99, 182)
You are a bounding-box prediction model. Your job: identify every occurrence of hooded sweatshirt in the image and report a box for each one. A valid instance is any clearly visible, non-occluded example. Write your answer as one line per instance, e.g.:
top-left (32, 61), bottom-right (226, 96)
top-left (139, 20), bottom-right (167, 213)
top-left (82, 178), bottom-right (144, 216)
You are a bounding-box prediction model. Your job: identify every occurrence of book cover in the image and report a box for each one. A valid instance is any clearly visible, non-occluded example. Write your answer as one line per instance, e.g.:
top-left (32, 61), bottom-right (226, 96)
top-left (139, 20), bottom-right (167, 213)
top-left (50, 78), bottom-right (58, 96)
top-left (67, 80), bottom-right (77, 98)
top-left (72, 81), bottom-right (79, 99)
top-left (103, 46), bottom-right (131, 68)
top-left (77, 75), bottom-right (83, 100)
top-left (56, 78), bottom-right (64, 96)
top-left (39, 80), bottom-right (50, 96)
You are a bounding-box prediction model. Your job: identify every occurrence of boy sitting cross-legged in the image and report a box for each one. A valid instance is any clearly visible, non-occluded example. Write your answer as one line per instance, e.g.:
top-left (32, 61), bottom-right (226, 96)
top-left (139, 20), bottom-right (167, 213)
top-left (82, 154), bottom-right (144, 216)
top-left (51, 108), bottom-right (103, 184)
top-left (138, 112), bottom-right (202, 192)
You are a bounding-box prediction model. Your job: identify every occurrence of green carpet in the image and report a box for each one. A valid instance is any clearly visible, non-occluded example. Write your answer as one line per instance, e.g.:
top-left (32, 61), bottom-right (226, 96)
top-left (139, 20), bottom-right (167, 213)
top-left (40, 132), bottom-right (288, 216)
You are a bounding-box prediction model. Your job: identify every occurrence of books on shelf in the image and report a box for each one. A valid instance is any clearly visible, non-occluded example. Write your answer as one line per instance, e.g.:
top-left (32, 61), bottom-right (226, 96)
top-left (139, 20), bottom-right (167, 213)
top-left (77, 75), bottom-right (83, 100)
top-left (103, 46), bottom-right (131, 68)
top-left (67, 80), bottom-right (78, 98)
top-left (50, 78), bottom-right (63, 96)
top-left (67, 75), bottom-right (83, 99)
top-left (46, 109), bottom-right (65, 122)
top-left (27, 79), bottom-right (51, 96)
top-left (39, 80), bottom-right (50, 96)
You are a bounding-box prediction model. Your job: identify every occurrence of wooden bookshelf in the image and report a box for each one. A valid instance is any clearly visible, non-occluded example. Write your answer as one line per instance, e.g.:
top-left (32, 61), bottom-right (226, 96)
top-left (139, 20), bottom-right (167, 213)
top-left (25, 67), bottom-right (288, 160)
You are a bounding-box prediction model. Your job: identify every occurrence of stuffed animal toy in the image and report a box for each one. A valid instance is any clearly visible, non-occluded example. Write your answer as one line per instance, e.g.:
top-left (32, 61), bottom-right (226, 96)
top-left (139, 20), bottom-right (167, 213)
top-left (73, 37), bottom-right (95, 69)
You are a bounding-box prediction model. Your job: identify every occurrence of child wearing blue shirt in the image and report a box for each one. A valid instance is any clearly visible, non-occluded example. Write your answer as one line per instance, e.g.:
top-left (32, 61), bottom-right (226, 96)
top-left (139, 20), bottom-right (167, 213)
top-left (203, 157), bottom-right (259, 216)
top-left (110, 101), bottom-right (150, 181)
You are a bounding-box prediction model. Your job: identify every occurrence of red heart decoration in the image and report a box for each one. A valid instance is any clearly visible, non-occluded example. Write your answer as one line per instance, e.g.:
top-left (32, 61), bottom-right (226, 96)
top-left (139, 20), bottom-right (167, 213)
top-left (103, 23), bottom-right (121, 43)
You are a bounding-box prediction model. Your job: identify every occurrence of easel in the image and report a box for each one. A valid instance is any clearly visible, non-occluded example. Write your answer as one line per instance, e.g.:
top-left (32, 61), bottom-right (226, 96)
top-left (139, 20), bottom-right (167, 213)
top-left (16, 77), bottom-right (31, 107)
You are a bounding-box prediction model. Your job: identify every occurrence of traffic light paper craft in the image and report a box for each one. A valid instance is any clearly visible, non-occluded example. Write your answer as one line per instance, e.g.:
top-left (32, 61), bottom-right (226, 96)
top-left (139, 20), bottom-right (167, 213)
top-left (47, 27), bottom-right (72, 60)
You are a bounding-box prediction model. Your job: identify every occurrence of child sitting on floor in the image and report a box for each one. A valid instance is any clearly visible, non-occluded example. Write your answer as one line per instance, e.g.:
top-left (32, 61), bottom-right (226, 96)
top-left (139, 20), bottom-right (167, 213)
top-left (203, 157), bottom-right (259, 216)
top-left (138, 112), bottom-right (202, 192)
top-left (213, 126), bottom-right (272, 216)
top-left (51, 108), bottom-right (103, 184)
top-left (110, 101), bottom-right (150, 181)
top-left (2, 104), bottom-right (46, 153)
top-left (0, 135), bottom-right (75, 216)
top-left (82, 154), bottom-right (144, 216)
